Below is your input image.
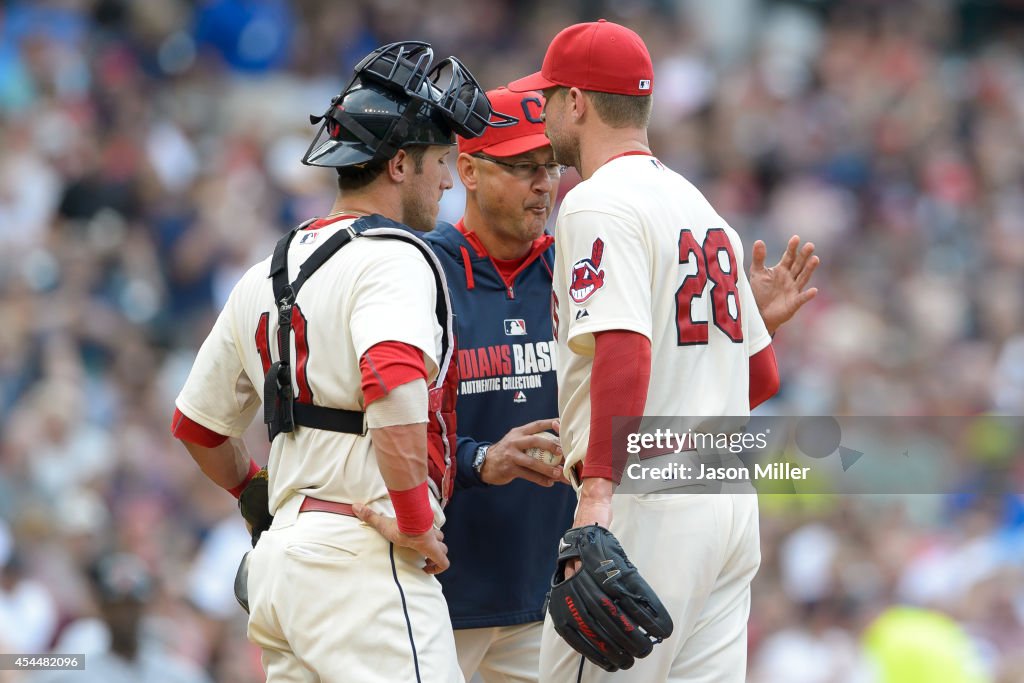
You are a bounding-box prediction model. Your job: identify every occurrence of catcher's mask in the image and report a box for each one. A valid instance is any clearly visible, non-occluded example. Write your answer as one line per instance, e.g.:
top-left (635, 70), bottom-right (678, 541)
top-left (302, 41), bottom-right (517, 168)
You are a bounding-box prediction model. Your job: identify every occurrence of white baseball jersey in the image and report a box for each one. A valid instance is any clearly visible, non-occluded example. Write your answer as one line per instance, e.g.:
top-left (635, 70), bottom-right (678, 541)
top-left (552, 154), bottom-right (771, 475)
top-left (175, 217), bottom-right (446, 522)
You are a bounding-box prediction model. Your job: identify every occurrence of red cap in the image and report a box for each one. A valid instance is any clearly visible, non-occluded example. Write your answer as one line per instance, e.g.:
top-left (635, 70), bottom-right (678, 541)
top-left (458, 87), bottom-right (550, 157)
top-left (508, 20), bottom-right (653, 96)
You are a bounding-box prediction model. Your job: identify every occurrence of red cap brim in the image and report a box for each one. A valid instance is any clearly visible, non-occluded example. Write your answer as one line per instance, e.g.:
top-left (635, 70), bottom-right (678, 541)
top-left (507, 71), bottom-right (558, 93)
top-left (475, 132), bottom-right (551, 157)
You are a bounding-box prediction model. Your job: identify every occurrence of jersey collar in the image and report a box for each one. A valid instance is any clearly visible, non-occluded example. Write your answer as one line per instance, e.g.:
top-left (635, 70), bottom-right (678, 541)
top-left (455, 218), bottom-right (553, 290)
top-left (304, 214), bottom-right (361, 230)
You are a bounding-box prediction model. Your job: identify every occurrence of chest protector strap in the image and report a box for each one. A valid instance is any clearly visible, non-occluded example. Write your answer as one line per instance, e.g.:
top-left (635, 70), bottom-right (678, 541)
top-left (263, 214), bottom-right (457, 506)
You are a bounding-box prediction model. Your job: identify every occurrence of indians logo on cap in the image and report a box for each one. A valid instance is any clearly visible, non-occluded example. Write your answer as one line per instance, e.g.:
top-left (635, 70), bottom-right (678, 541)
top-left (569, 238), bottom-right (606, 304)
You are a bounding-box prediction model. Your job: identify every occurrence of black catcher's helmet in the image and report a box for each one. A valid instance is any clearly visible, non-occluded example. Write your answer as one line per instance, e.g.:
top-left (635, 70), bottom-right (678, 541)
top-left (302, 42), bottom-right (517, 168)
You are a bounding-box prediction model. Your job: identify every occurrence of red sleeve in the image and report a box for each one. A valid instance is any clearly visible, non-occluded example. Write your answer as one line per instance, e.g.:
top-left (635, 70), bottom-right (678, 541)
top-left (360, 341), bottom-right (428, 406)
top-left (171, 407), bottom-right (229, 447)
top-left (582, 330), bottom-right (651, 484)
top-left (749, 345), bottom-right (780, 410)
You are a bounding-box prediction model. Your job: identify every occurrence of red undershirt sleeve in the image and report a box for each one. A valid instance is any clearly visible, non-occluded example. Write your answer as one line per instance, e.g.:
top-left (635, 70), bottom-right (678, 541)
top-left (360, 341), bottom-right (428, 406)
top-left (749, 344), bottom-right (780, 409)
top-left (582, 330), bottom-right (652, 484)
top-left (171, 407), bottom-right (229, 447)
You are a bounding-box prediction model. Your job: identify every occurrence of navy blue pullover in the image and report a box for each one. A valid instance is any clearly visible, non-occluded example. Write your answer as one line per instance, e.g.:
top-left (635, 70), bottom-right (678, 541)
top-left (425, 221), bottom-right (577, 629)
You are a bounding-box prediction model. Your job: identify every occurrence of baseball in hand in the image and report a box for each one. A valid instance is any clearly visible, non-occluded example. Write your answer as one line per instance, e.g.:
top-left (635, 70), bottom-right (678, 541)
top-left (526, 432), bottom-right (563, 466)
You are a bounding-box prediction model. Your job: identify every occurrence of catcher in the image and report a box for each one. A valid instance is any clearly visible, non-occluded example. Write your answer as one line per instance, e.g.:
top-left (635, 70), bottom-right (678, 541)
top-left (172, 41), bottom-right (513, 682)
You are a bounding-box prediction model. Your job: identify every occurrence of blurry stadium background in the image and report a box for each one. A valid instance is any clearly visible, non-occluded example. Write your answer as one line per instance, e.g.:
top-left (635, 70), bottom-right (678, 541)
top-left (2, 0), bottom-right (1024, 681)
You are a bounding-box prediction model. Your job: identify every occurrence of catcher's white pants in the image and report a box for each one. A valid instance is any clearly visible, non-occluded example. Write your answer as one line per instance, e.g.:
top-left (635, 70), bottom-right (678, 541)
top-left (539, 494), bottom-right (760, 683)
top-left (455, 622), bottom-right (543, 683)
top-left (246, 495), bottom-right (464, 683)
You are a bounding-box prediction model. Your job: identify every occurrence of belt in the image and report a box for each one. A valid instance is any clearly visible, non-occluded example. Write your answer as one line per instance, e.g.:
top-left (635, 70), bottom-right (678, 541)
top-left (299, 497), bottom-right (356, 517)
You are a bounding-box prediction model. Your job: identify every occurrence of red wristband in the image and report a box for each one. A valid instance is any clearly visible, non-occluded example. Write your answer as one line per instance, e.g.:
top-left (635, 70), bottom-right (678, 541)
top-left (227, 459), bottom-right (261, 499)
top-left (388, 482), bottom-right (434, 535)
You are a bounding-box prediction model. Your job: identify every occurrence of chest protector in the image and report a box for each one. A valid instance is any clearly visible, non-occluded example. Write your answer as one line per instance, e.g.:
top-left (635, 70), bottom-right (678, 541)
top-left (263, 214), bottom-right (458, 507)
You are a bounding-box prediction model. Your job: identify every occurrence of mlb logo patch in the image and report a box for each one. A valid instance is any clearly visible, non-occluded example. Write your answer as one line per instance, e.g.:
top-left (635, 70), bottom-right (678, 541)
top-left (513, 390), bottom-right (527, 403)
top-left (504, 319), bottom-right (527, 336)
top-left (638, 79), bottom-right (651, 91)
top-left (299, 231), bottom-right (319, 245)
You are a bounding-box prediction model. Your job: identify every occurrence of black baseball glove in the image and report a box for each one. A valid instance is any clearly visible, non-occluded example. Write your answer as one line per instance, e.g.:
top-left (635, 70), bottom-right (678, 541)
top-left (238, 467), bottom-right (273, 547)
top-left (546, 524), bottom-right (674, 672)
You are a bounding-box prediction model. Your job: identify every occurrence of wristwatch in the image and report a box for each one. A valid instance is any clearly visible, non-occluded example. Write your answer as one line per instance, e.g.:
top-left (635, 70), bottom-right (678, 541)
top-left (472, 444), bottom-right (490, 477)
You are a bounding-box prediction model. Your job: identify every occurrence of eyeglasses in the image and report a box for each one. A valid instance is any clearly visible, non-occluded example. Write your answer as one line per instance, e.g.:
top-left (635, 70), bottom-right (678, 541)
top-left (472, 154), bottom-right (563, 180)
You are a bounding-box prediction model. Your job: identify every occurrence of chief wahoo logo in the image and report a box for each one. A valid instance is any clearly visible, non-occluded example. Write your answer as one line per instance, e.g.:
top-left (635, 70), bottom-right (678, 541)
top-left (569, 238), bottom-right (606, 304)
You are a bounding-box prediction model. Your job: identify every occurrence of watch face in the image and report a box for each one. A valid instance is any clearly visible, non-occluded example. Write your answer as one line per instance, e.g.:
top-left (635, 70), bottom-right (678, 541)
top-left (473, 446), bottom-right (488, 472)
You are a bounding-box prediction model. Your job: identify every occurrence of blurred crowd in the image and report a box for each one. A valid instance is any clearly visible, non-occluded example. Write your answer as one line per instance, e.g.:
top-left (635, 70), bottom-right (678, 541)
top-left (1, 0), bottom-right (1023, 681)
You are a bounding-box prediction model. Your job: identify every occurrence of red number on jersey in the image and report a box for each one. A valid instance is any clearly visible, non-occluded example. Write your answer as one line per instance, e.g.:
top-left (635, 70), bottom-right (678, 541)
top-left (255, 307), bottom-right (314, 402)
top-left (675, 228), bottom-right (743, 345)
top-left (703, 229), bottom-right (743, 341)
top-left (256, 313), bottom-right (271, 374)
top-left (675, 230), bottom-right (709, 344)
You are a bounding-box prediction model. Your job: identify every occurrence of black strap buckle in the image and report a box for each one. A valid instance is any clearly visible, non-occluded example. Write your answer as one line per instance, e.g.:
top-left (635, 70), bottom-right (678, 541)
top-left (263, 360), bottom-right (295, 440)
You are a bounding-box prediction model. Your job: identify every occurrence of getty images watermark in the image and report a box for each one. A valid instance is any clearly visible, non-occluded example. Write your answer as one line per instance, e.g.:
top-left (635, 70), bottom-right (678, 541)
top-left (624, 427), bottom-right (808, 483)
top-left (608, 416), bottom-right (1022, 495)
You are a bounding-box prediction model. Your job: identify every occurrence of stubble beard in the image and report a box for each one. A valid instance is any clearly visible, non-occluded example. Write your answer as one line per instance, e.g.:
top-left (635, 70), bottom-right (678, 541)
top-left (401, 189), bottom-right (438, 232)
top-left (550, 132), bottom-right (580, 174)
